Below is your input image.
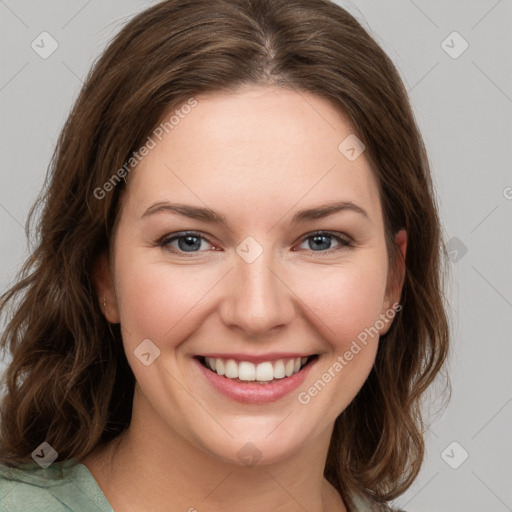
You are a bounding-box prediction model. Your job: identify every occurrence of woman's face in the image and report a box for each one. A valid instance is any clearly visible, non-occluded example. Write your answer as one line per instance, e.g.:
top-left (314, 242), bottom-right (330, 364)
top-left (103, 85), bottom-right (406, 465)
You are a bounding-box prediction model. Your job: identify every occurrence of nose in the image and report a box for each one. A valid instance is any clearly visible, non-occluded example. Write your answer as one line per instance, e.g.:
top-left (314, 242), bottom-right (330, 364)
top-left (218, 250), bottom-right (295, 336)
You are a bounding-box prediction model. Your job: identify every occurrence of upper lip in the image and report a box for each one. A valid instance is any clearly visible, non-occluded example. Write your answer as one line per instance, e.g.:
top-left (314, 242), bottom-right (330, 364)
top-left (195, 353), bottom-right (318, 364)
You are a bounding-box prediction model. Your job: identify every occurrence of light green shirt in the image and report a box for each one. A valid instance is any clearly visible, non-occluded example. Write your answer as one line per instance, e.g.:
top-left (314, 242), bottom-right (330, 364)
top-left (0, 460), bottom-right (113, 512)
top-left (0, 459), bottom-right (397, 511)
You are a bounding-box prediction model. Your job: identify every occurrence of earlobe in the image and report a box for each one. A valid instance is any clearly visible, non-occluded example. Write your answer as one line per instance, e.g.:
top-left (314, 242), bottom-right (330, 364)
top-left (390, 229), bottom-right (407, 299)
top-left (92, 252), bottom-right (120, 324)
top-left (393, 229), bottom-right (407, 293)
top-left (395, 229), bottom-right (407, 261)
top-left (379, 229), bottom-right (407, 335)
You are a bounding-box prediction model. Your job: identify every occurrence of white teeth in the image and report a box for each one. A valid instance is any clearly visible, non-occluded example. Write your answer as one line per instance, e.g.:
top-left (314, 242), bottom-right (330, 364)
top-left (204, 356), bottom-right (310, 382)
top-left (273, 360), bottom-right (285, 379)
top-left (215, 358), bottom-right (224, 376)
top-left (224, 359), bottom-right (238, 379)
top-left (285, 359), bottom-right (295, 377)
top-left (255, 362), bottom-right (274, 381)
top-left (239, 361), bottom-right (255, 381)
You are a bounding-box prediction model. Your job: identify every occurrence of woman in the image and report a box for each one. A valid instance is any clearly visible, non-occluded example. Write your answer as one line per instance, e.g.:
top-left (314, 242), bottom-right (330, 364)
top-left (0, 0), bottom-right (450, 511)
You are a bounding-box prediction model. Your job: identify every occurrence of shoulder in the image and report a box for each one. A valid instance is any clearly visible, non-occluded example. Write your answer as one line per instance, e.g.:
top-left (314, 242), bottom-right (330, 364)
top-left (0, 479), bottom-right (68, 511)
top-left (0, 460), bottom-right (71, 512)
top-left (0, 459), bottom-right (113, 512)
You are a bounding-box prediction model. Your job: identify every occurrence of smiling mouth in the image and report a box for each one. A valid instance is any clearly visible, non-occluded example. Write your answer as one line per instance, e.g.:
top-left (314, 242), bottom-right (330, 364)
top-left (195, 355), bottom-right (319, 384)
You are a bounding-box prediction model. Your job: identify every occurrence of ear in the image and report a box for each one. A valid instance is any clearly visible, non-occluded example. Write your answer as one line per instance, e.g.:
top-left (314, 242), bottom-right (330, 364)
top-left (379, 229), bottom-right (407, 335)
top-left (92, 251), bottom-right (120, 324)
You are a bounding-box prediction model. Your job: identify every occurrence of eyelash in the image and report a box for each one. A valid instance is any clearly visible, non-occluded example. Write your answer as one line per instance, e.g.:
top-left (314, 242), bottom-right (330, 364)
top-left (156, 230), bottom-right (354, 256)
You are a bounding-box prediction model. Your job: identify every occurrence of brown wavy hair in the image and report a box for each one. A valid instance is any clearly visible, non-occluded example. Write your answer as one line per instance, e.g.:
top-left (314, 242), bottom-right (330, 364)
top-left (0, 0), bottom-right (450, 508)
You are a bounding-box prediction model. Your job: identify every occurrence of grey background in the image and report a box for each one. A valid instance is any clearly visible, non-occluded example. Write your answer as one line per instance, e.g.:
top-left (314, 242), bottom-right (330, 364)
top-left (1, 1), bottom-right (511, 510)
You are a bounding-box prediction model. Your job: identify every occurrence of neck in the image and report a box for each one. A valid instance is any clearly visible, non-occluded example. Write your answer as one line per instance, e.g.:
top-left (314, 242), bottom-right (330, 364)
top-left (82, 387), bottom-right (346, 512)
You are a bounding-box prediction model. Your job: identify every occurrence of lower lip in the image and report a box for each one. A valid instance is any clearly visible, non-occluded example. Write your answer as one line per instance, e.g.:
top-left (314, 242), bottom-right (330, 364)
top-left (193, 357), bottom-right (317, 404)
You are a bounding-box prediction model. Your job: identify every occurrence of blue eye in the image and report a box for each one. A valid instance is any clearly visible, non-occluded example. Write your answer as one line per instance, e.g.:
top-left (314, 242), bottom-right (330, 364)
top-left (298, 231), bottom-right (353, 252)
top-left (158, 230), bottom-right (353, 256)
top-left (160, 232), bottom-right (213, 254)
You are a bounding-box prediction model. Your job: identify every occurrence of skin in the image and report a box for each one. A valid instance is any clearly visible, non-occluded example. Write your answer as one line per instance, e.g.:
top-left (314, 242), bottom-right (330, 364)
top-left (82, 85), bottom-right (407, 512)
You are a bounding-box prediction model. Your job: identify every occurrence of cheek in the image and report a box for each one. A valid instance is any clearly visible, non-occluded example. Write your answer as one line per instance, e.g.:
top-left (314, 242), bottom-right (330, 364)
top-left (114, 249), bottom-right (216, 346)
top-left (292, 257), bottom-right (389, 419)
top-left (292, 256), bottom-right (388, 347)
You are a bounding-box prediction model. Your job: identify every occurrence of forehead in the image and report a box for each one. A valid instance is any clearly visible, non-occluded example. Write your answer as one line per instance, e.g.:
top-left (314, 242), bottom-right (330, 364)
top-left (125, 85), bottom-right (382, 225)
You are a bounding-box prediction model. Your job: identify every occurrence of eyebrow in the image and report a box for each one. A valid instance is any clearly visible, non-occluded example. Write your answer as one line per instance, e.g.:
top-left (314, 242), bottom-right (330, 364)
top-left (141, 200), bottom-right (370, 225)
